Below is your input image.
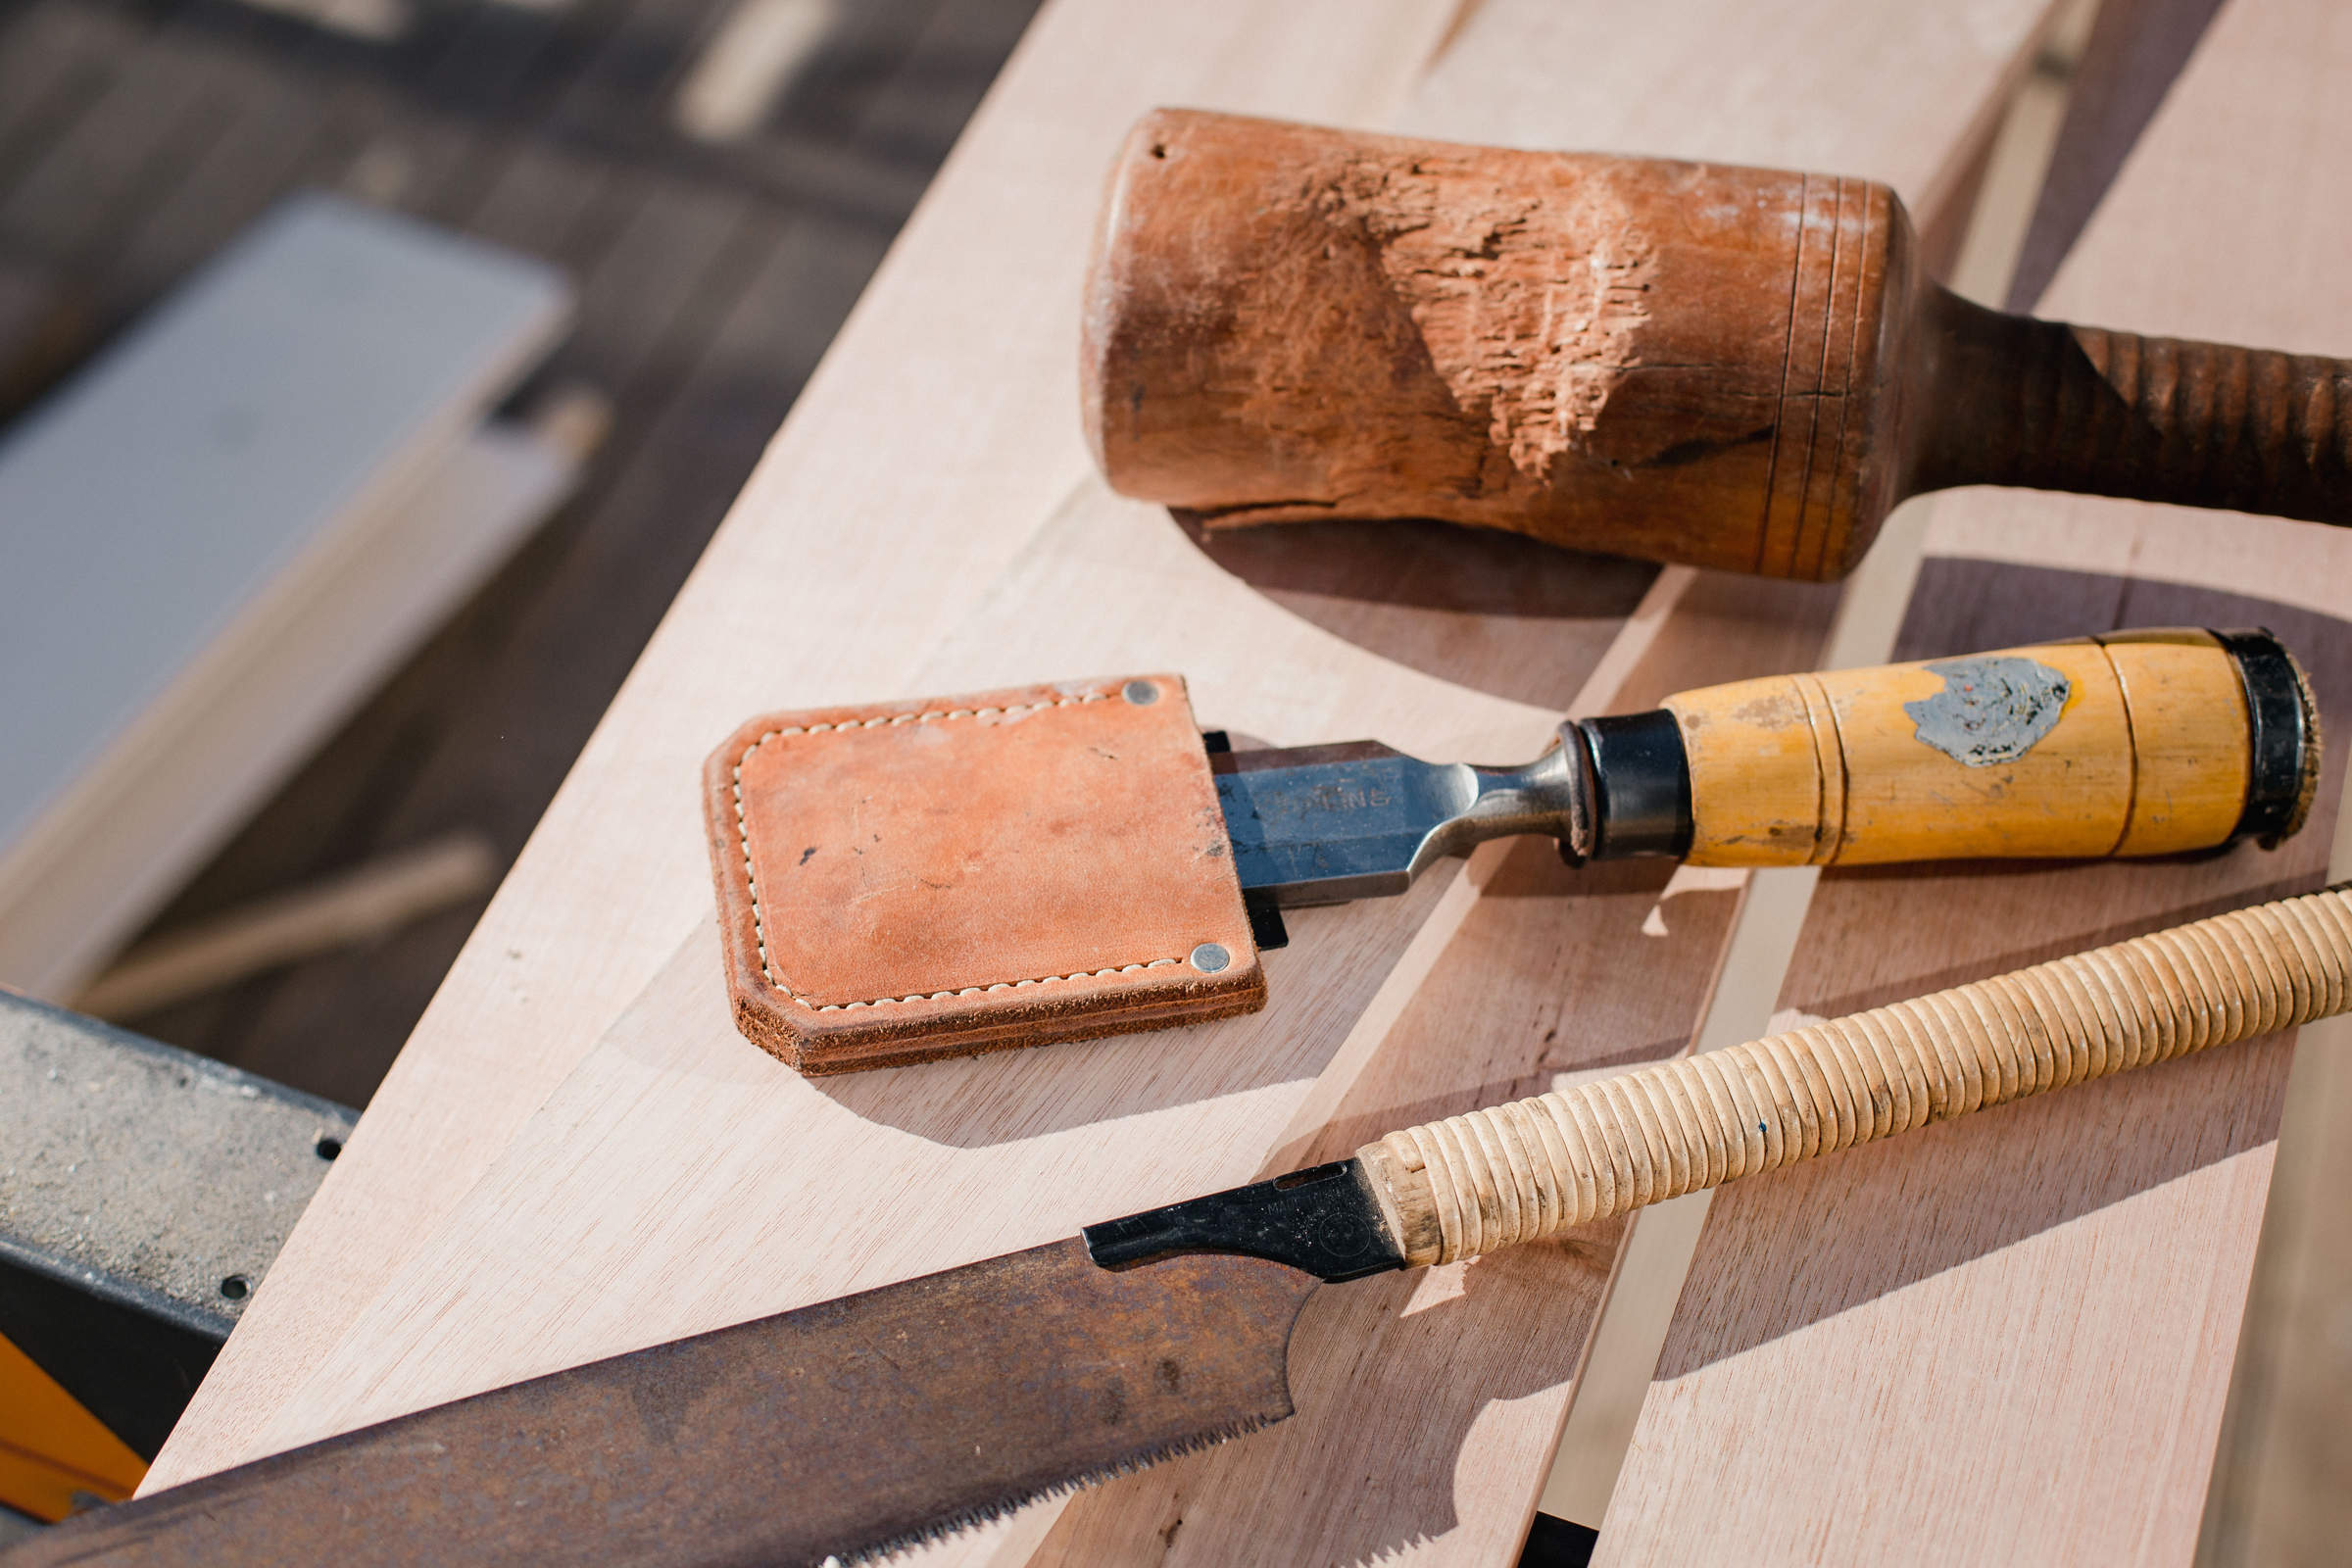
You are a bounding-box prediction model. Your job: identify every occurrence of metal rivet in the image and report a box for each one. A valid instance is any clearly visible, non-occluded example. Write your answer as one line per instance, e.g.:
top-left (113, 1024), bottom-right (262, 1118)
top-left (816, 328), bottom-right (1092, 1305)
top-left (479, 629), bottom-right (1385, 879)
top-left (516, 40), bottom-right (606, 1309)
top-left (1189, 943), bottom-right (1230, 973)
top-left (1123, 679), bottom-right (1159, 706)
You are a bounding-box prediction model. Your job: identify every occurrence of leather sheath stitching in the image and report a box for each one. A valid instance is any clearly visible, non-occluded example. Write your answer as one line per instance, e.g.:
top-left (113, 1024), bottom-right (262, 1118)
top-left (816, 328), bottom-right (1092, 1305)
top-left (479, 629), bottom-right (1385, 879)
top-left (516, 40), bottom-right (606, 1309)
top-left (730, 689), bottom-right (1187, 1009)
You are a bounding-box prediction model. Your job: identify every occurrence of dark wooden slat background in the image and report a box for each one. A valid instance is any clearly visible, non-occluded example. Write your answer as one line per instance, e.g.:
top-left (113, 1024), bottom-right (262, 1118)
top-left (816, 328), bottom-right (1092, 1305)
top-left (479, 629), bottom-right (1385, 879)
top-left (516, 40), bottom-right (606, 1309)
top-left (0, 0), bottom-right (1043, 1106)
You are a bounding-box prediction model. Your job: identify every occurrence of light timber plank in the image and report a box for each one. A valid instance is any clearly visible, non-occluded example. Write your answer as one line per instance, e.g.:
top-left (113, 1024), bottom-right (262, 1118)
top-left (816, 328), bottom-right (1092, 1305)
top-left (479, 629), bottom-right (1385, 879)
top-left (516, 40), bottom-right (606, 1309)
top-left (143, 0), bottom-right (1474, 1493)
top-left (1031, 576), bottom-right (1841, 1567)
top-left (1599, 2), bottom-right (2352, 1561)
top-left (2202, 915), bottom-right (2352, 1566)
top-left (1020, 0), bottom-right (2061, 1555)
top-left (208, 477), bottom-right (1584, 1435)
top-left (1600, 569), bottom-right (2350, 1568)
top-left (74, 834), bottom-right (501, 1021)
top-left (2008, 0), bottom-right (2230, 312)
top-left (150, 3), bottom-right (2062, 1562)
top-left (0, 416), bottom-right (575, 998)
top-left (0, 196), bottom-right (571, 997)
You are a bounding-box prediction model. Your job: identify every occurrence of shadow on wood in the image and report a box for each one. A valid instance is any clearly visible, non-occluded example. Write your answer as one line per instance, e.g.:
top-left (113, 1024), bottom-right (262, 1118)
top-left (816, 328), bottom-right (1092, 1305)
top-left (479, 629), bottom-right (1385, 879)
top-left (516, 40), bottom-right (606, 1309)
top-left (1649, 561), bottom-right (2352, 1380)
top-left (1043, 1231), bottom-right (1621, 1568)
top-left (1181, 511), bottom-right (1656, 711)
top-left (812, 874), bottom-right (1453, 1149)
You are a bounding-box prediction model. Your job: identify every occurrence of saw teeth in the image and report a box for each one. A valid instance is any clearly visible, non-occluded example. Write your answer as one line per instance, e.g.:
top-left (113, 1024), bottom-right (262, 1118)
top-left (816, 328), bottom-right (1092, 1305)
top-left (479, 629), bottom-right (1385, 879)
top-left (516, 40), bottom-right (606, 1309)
top-left (834, 1414), bottom-right (1280, 1565)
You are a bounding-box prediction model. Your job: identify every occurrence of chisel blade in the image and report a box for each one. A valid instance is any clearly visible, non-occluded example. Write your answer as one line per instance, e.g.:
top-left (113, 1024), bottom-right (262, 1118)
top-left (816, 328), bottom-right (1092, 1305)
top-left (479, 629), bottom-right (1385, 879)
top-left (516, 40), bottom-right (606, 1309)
top-left (11, 1241), bottom-right (1323, 1568)
top-left (1214, 742), bottom-right (1471, 905)
top-left (1212, 736), bottom-right (1586, 906)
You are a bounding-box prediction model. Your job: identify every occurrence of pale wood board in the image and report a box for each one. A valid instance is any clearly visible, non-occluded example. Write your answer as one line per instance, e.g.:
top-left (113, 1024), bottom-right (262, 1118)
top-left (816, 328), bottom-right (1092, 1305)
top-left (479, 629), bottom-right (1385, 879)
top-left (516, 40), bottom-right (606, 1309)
top-left (149, 1), bottom-right (2064, 1560)
top-left (1597, 3), bottom-right (2352, 1560)
top-left (2198, 804), bottom-right (2352, 1568)
top-left (0, 196), bottom-right (572, 995)
top-left (1027, 577), bottom-right (1839, 1567)
top-left (0, 420), bottom-right (575, 998)
top-left (1018, 0), bottom-right (2065, 1553)
top-left (1539, 26), bottom-right (2122, 1511)
top-left (74, 833), bottom-right (500, 1021)
top-left (144, 0), bottom-right (1476, 1492)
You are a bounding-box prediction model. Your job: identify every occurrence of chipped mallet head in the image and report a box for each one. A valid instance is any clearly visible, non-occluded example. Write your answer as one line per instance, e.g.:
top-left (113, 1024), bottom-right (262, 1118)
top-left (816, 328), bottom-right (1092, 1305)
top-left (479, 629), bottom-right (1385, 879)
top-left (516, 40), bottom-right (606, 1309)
top-left (1086, 110), bottom-right (2352, 580)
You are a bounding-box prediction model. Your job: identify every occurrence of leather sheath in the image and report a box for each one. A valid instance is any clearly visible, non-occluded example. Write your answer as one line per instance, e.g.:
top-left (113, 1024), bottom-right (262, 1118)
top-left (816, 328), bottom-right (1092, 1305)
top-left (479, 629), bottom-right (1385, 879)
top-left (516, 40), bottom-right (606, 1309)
top-left (703, 674), bottom-right (1264, 1073)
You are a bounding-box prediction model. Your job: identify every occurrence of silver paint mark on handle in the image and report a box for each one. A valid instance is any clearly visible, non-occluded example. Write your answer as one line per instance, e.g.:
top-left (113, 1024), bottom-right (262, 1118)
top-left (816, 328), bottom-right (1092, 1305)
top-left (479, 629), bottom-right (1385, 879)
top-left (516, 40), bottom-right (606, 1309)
top-left (1903, 657), bottom-right (2072, 766)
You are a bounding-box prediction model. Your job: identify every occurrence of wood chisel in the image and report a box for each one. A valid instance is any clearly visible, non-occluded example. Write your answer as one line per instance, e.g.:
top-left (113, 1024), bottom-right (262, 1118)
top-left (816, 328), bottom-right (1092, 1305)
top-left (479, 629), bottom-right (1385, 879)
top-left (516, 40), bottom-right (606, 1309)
top-left (21, 882), bottom-right (2350, 1568)
top-left (706, 626), bottom-right (2315, 1072)
top-left (1086, 110), bottom-right (2352, 580)
top-left (1219, 626), bottom-right (2314, 909)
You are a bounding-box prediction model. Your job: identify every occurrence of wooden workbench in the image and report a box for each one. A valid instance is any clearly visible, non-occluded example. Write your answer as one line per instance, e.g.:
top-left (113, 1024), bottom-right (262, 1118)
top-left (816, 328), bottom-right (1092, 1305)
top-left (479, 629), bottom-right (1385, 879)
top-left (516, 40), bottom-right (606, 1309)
top-left (1602, 3), bottom-right (2352, 1560)
top-left (146, 1), bottom-right (2349, 1563)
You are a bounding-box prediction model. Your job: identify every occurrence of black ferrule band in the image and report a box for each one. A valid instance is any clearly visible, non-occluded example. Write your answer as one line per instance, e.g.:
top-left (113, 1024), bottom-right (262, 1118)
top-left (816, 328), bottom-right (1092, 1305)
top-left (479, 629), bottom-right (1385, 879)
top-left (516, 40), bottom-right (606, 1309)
top-left (1577, 710), bottom-right (1694, 859)
top-left (2215, 627), bottom-right (2320, 845)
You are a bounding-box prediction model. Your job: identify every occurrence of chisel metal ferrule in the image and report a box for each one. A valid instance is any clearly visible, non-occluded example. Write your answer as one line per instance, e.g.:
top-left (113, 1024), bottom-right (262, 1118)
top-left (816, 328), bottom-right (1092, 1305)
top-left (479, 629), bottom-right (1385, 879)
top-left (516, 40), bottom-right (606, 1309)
top-left (1573, 710), bottom-right (1696, 861)
top-left (2215, 627), bottom-right (2320, 844)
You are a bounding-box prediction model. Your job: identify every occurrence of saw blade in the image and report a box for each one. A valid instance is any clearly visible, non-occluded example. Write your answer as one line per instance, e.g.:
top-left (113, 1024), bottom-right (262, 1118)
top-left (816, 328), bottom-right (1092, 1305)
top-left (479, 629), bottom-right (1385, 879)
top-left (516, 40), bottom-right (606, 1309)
top-left (11, 1242), bottom-right (1321, 1568)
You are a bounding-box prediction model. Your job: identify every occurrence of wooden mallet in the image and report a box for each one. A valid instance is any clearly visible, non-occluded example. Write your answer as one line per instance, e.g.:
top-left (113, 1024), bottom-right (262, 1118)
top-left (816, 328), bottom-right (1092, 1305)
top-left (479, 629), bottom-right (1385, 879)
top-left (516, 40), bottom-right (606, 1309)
top-left (1083, 109), bottom-right (2352, 580)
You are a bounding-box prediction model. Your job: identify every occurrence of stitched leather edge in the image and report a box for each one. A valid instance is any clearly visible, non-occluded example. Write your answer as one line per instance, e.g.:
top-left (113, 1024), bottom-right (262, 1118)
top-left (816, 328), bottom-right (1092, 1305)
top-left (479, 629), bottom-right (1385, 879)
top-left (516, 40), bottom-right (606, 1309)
top-left (726, 687), bottom-right (1194, 1009)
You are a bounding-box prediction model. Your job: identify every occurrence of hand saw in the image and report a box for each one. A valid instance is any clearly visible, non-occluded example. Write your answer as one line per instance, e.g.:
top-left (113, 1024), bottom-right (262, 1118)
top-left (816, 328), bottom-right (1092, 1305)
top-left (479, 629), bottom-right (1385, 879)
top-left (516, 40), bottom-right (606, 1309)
top-left (19, 883), bottom-right (2349, 1567)
top-left (710, 626), bottom-right (2316, 1071)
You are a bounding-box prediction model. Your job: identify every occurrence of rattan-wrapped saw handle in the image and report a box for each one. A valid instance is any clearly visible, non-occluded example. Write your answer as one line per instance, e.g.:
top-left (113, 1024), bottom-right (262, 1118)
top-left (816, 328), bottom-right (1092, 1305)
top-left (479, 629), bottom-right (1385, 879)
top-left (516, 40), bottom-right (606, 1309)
top-left (1356, 884), bottom-right (2352, 1267)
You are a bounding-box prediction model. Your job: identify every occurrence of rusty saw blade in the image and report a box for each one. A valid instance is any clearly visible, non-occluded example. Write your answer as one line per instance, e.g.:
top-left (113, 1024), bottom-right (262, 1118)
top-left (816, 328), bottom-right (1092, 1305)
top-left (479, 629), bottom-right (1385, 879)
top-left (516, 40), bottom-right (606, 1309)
top-left (7, 1163), bottom-right (1401, 1567)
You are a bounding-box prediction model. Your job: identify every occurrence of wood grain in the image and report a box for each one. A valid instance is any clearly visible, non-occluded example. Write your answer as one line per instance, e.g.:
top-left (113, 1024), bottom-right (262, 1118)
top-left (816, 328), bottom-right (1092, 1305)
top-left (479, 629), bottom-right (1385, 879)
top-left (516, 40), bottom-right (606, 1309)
top-left (1599, 7), bottom-right (2352, 1560)
top-left (141, 0), bottom-right (1476, 1494)
top-left (2202, 1005), bottom-right (2352, 1566)
top-left (1027, 577), bottom-right (1838, 1568)
top-left (148, 3), bottom-right (2066, 1564)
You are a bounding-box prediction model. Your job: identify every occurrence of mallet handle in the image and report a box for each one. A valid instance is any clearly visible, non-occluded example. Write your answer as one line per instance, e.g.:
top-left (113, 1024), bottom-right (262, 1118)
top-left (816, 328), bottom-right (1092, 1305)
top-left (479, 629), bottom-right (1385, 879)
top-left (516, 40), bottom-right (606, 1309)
top-left (1913, 291), bottom-right (2352, 526)
top-left (1357, 885), bottom-right (2352, 1267)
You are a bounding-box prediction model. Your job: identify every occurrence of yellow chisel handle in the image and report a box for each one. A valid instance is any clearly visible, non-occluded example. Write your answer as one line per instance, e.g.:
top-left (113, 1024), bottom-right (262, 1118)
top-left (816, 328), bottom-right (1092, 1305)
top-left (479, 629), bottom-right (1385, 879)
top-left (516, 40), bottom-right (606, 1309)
top-left (1357, 883), bottom-right (2352, 1266)
top-left (1595, 627), bottom-right (2318, 866)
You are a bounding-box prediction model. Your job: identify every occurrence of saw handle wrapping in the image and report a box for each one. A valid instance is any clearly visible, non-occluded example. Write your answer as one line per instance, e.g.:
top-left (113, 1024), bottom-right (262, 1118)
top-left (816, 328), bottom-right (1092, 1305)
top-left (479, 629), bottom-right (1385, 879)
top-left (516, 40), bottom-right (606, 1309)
top-left (1356, 885), bottom-right (2352, 1268)
top-left (1655, 628), bottom-right (2316, 867)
